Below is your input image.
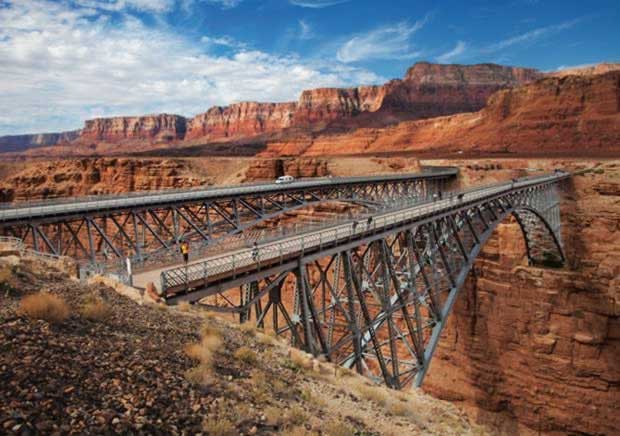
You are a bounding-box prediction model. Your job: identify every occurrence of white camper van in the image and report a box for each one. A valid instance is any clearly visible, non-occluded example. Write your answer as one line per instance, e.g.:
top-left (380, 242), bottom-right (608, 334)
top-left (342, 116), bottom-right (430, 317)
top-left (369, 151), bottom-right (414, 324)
top-left (275, 175), bottom-right (295, 184)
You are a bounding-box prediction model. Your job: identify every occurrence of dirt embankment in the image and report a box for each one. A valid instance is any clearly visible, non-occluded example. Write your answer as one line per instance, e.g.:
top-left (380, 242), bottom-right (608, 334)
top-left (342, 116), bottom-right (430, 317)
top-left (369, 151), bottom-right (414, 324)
top-left (0, 248), bottom-right (484, 435)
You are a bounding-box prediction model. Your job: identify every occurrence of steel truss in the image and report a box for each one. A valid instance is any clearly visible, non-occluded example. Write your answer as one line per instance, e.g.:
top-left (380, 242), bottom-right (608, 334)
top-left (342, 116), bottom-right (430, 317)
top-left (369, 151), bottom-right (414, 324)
top-left (0, 176), bottom-right (451, 264)
top-left (165, 178), bottom-right (566, 389)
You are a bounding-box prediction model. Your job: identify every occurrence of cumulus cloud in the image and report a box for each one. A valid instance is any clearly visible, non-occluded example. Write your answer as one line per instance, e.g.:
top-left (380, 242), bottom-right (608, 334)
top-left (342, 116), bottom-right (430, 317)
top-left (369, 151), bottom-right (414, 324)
top-left (436, 41), bottom-right (466, 63)
top-left (336, 17), bottom-right (429, 63)
top-left (289, 0), bottom-right (350, 8)
top-left (0, 0), bottom-right (382, 135)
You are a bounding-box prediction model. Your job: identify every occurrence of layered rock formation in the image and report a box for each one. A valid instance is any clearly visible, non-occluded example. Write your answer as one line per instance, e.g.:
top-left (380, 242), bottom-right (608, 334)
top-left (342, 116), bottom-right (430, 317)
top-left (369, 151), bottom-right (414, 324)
top-left (293, 86), bottom-right (386, 125)
top-left (185, 102), bottom-right (296, 141)
top-left (378, 62), bottom-right (542, 118)
top-left (549, 62), bottom-right (620, 78)
top-left (0, 130), bottom-right (80, 153)
top-left (79, 114), bottom-right (187, 143)
top-left (0, 158), bottom-right (205, 202)
top-left (268, 70), bottom-right (620, 156)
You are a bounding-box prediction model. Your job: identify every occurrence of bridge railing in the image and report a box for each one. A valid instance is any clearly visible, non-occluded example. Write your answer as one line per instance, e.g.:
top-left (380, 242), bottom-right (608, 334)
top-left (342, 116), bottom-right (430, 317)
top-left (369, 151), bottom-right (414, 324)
top-left (0, 167), bottom-right (457, 218)
top-left (160, 172), bottom-right (567, 292)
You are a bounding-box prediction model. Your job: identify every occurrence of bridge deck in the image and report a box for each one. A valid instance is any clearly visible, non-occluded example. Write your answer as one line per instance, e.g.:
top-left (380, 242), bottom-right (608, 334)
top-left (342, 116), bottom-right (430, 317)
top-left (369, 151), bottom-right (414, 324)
top-left (0, 167), bottom-right (457, 222)
top-left (134, 171), bottom-right (568, 298)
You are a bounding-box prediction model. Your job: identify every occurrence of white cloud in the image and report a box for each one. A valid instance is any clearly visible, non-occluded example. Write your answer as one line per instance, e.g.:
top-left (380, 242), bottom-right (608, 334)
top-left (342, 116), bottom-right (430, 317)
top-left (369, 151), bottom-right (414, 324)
top-left (336, 17), bottom-right (429, 63)
top-left (484, 18), bottom-right (582, 53)
top-left (73, 0), bottom-right (177, 13)
top-left (298, 19), bottom-right (314, 40)
top-left (203, 0), bottom-right (243, 9)
top-left (0, 0), bottom-right (383, 135)
top-left (201, 35), bottom-right (247, 49)
top-left (289, 0), bottom-right (350, 8)
top-left (436, 41), bottom-right (466, 63)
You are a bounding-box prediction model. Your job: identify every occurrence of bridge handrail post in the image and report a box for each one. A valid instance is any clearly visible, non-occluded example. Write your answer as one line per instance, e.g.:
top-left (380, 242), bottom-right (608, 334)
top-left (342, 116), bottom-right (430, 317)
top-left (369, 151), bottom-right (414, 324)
top-left (279, 242), bottom-right (283, 264)
top-left (232, 254), bottom-right (236, 279)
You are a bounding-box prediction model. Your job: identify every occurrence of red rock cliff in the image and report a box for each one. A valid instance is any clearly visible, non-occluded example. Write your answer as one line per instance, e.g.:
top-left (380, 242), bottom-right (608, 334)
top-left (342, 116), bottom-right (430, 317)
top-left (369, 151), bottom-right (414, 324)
top-left (423, 160), bottom-right (619, 435)
top-left (379, 62), bottom-right (542, 118)
top-left (279, 70), bottom-right (620, 156)
top-left (185, 102), bottom-right (297, 141)
top-left (79, 114), bottom-right (187, 142)
top-left (293, 85), bottom-right (386, 125)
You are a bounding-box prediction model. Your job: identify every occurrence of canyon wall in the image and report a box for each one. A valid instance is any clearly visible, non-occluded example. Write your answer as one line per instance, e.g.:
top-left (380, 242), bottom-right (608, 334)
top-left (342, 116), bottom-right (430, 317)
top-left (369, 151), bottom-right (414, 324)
top-left (0, 130), bottom-right (80, 153)
top-left (0, 158), bottom-right (205, 202)
top-left (185, 102), bottom-right (297, 141)
top-left (422, 159), bottom-right (619, 435)
top-left (79, 114), bottom-right (187, 143)
top-left (1, 62), bottom-right (548, 155)
top-left (275, 70), bottom-right (620, 157)
top-left (378, 62), bottom-right (542, 118)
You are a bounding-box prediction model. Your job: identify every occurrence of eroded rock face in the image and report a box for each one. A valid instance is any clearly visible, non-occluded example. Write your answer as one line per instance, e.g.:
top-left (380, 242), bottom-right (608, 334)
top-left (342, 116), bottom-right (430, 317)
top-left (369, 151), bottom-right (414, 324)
top-left (423, 160), bottom-right (619, 435)
top-left (379, 62), bottom-right (542, 118)
top-left (185, 102), bottom-right (297, 141)
top-left (0, 158), bottom-right (205, 201)
top-left (79, 114), bottom-right (187, 142)
top-left (273, 70), bottom-right (620, 156)
top-left (293, 86), bottom-right (387, 124)
top-left (244, 158), bottom-right (329, 180)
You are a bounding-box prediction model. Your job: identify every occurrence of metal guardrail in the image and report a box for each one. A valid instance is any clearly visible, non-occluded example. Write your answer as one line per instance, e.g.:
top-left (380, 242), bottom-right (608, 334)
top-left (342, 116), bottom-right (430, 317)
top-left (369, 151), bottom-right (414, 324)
top-left (0, 167), bottom-right (457, 222)
top-left (159, 171), bottom-right (569, 292)
top-left (0, 235), bottom-right (63, 261)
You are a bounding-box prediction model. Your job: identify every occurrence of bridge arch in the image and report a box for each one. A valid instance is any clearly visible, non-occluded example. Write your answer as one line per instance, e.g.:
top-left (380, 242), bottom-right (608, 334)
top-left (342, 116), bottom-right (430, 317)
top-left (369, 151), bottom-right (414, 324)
top-left (155, 175), bottom-right (568, 389)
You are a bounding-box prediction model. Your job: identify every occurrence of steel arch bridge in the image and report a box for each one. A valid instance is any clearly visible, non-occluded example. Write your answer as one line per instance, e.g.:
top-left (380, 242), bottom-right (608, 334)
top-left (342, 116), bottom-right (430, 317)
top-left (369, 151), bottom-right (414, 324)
top-left (156, 171), bottom-right (569, 388)
top-left (0, 169), bottom-right (455, 265)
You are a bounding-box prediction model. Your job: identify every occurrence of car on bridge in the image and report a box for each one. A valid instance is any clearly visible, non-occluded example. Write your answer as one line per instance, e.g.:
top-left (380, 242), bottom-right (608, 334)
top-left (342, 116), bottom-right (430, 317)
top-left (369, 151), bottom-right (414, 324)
top-left (275, 175), bottom-right (295, 184)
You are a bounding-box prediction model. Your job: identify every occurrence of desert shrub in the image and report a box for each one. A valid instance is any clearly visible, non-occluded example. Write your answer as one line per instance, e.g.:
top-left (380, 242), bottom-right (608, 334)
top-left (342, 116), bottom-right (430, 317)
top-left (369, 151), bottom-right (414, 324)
top-left (347, 379), bottom-right (388, 407)
top-left (289, 348), bottom-right (313, 370)
top-left (286, 405), bottom-right (307, 427)
top-left (184, 323), bottom-right (222, 384)
top-left (202, 417), bottom-right (236, 436)
top-left (234, 346), bottom-right (257, 364)
top-left (20, 291), bottom-right (70, 324)
top-left (177, 301), bottom-right (191, 312)
top-left (263, 406), bottom-right (283, 426)
top-left (239, 322), bottom-right (256, 336)
top-left (80, 298), bottom-right (112, 321)
top-left (322, 421), bottom-right (356, 436)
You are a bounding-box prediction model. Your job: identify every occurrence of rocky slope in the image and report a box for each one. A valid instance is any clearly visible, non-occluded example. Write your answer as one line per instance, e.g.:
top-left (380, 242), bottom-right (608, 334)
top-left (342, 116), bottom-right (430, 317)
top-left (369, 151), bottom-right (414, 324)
top-left (0, 247), bottom-right (484, 435)
top-left (0, 130), bottom-right (80, 153)
top-left (264, 70), bottom-right (620, 157)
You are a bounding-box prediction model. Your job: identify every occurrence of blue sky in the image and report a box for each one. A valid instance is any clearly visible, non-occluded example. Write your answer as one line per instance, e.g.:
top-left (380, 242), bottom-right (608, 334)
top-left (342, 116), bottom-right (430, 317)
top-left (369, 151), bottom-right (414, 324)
top-left (0, 0), bottom-right (618, 135)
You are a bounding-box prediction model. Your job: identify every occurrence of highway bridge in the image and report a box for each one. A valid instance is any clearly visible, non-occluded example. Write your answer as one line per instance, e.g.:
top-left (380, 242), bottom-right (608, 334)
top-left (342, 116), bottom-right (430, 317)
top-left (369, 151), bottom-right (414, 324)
top-left (0, 167), bottom-right (456, 265)
top-left (0, 167), bottom-right (570, 388)
top-left (136, 170), bottom-right (569, 388)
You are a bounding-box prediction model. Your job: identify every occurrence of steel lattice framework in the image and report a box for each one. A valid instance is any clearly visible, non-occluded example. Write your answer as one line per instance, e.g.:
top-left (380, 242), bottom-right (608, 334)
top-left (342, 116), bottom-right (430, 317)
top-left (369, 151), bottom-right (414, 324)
top-left (0, 169), bottom-right (455, 265)
top-left (157, 172), bottom-right (569, 388)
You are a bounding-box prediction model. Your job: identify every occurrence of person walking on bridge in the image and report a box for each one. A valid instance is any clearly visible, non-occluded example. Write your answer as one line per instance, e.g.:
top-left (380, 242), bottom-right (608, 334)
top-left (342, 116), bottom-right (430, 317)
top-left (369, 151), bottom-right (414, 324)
top-left (180, 240), bottom-right (190, 264)
top-left (252, 242), bottom-right (259, 263)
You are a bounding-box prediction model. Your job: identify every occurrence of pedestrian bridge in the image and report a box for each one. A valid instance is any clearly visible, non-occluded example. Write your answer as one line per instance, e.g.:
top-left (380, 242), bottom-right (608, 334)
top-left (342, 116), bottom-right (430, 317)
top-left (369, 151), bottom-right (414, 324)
top-left (0, 167), bottom-right (570, 388)
top-left (140, 171), bottom-right (569, 388)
